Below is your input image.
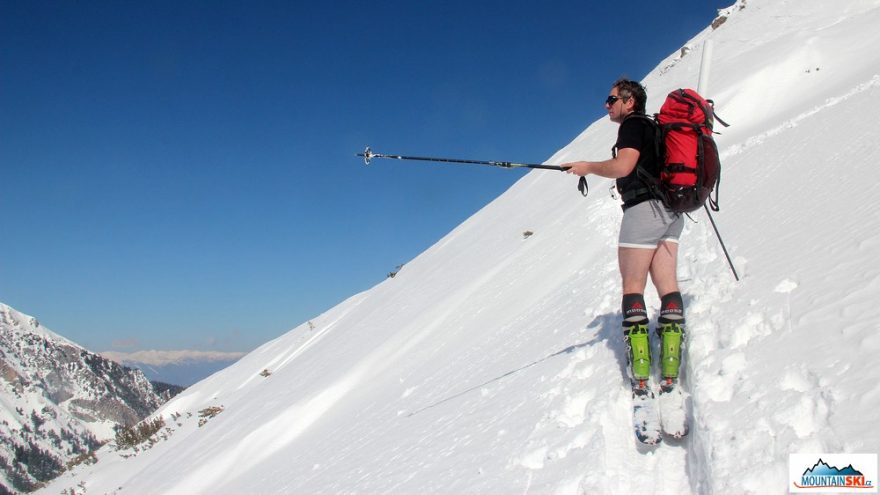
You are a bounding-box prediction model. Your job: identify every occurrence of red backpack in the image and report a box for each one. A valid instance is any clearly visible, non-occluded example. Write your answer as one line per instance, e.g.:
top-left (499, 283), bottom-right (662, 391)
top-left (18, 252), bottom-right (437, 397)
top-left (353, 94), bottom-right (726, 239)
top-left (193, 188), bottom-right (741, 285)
top-left (637, 88), bottom-right (728, 213)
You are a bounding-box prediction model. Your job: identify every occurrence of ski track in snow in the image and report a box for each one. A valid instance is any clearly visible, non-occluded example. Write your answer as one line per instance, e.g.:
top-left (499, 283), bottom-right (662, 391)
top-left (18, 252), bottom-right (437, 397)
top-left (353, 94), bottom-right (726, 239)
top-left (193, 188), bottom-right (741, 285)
top-left (720, 73), bottom-right (880, 161)
top-left (508, 255), bottom-right (694, 495)
top-left (678, 71), bottom-right (880, 493)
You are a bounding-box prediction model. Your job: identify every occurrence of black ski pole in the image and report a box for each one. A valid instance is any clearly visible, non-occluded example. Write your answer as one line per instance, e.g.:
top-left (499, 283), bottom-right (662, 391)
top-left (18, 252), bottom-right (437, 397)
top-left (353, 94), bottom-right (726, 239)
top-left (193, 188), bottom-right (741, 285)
top-left (357, 146), bottom-right (568, 171)
top-left (704, 204), bottom-right (739, 281)
top-left (358, 146), bottom-right (589, 197)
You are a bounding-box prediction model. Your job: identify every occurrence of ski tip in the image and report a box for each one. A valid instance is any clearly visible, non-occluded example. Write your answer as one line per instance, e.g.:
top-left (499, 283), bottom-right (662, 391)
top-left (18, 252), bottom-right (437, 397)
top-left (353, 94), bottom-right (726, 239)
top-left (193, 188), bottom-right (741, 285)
top-left (636, 433), bottom-right (662, 446)
top-left (663, 428), bottom-right (689, 440)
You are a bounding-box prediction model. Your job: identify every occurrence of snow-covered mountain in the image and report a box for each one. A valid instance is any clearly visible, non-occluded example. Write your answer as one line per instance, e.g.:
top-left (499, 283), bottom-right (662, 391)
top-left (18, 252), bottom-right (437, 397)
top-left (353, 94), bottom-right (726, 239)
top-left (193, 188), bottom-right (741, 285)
top-left (0, 304), bottom-right (168, 493)
top-left (39, 1), bottom-right (880, 493)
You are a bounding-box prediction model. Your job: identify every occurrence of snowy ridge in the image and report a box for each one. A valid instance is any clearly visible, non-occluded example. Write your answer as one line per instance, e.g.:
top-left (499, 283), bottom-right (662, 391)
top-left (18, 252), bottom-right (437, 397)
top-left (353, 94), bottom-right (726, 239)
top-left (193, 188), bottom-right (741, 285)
top-left (0, 303), bottom-right (167, 493)
top-left (41, 0), bottom-right (880, 493)
top-left (0, 304), bottom-right (77, 348)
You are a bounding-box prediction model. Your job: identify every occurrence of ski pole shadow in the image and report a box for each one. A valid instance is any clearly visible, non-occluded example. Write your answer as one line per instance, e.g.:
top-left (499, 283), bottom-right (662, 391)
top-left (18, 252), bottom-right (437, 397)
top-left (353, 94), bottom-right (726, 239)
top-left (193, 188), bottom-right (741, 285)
top-left (406, 312), bottom-right (624, 418)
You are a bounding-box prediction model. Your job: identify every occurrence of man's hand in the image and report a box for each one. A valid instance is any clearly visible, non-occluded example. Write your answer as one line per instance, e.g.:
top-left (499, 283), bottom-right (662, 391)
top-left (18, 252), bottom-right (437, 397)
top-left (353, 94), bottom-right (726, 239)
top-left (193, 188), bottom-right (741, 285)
top-left (561, 148), bottom-right (639, 179)
top-left (562, 161), bottom-right (592, 176)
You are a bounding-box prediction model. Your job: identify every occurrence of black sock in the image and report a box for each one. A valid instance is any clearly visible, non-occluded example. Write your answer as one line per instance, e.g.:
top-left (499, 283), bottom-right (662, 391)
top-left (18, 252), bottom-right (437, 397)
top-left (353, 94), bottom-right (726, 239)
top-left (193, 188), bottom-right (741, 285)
top-left (622, 293), bottom-right (648, 325)
top-left (659, 291), bottom-right (685, 324)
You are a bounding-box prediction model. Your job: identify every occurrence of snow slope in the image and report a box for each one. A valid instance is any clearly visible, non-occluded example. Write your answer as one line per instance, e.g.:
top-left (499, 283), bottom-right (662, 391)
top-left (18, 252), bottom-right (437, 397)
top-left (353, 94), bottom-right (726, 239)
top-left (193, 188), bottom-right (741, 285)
top-left (41, 1), bottom-right (880, 493)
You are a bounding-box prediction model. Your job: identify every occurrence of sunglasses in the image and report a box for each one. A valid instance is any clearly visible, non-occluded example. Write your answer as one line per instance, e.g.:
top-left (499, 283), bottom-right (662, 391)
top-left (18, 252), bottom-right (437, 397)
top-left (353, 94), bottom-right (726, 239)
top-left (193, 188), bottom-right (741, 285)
top-left (605, 95), bottom-right (629, 106)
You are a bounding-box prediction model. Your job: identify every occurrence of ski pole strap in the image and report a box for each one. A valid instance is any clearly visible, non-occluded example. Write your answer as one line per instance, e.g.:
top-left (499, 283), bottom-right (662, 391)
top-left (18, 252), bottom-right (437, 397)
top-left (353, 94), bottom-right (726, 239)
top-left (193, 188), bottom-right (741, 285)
top-left (578, 176), bottom-right (589, 197)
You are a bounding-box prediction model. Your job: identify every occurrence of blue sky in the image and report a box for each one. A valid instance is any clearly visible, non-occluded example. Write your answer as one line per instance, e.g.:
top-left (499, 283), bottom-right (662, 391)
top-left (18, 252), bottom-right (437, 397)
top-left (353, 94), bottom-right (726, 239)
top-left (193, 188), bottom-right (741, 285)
top-left (1, 0), bottom-right (731, 353)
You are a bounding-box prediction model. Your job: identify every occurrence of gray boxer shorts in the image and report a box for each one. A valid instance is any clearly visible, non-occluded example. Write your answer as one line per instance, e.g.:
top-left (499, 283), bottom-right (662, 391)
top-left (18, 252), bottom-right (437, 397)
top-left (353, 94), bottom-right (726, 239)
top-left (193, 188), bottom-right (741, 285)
top-left (619, 199), bottom-right (684, 249)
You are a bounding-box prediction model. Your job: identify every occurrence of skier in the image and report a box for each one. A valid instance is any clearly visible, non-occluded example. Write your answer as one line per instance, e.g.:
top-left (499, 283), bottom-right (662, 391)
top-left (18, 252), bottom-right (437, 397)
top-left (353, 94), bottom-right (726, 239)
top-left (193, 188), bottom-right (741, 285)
top-left (562, 79), bottom-right (686, 412)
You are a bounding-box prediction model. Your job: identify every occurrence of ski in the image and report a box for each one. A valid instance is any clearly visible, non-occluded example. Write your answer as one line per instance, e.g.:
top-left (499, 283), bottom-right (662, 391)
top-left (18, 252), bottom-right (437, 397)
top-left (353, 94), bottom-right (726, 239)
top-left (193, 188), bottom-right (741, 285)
top-left (631, 380), bottom-right (662, 445)
top-left (658, 379), bottom-right (689, 439)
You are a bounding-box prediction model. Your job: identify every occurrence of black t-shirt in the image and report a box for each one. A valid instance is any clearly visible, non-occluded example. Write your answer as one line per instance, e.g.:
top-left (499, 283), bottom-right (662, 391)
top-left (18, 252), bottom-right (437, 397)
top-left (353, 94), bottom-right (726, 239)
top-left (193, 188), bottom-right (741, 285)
top-left (614, 114), bottom-right (659, 208)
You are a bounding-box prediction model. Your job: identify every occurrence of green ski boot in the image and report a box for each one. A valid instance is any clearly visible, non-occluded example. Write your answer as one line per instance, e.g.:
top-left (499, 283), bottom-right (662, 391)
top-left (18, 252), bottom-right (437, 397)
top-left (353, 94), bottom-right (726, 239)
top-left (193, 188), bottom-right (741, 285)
top-left (658, 321), bottom-right (685, 380)
top-left (623, 322), bottom-right (652, 383)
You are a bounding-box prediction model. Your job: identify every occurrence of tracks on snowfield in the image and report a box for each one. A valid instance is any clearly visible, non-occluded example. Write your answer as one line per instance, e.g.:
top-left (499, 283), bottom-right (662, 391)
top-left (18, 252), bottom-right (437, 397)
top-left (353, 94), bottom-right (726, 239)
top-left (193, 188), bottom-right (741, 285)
top-left (498, 238), bottom-right (719, 495)
top-left (510, 313), bottom-right (698, 494)
top-left (506, 212), bottom-right (734, 494)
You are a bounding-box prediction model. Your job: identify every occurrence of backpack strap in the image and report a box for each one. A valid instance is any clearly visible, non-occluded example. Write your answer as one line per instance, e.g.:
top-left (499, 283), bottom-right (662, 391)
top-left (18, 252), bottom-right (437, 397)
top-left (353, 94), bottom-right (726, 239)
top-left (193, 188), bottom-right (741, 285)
top-left (618, 113), bottom-right (665, 206)
top-left (620, 186), bottom-right (653, 203)
top-left (705, 98), bottom-right (726, 210)
top-left (706, 99), bottom-right (730, 129)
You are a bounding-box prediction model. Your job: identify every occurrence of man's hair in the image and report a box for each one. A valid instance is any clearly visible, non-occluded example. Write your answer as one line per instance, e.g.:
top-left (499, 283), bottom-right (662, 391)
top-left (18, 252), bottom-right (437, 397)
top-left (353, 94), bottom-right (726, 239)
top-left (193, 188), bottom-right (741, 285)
top-left (612, 78), bottom-right (647, 114)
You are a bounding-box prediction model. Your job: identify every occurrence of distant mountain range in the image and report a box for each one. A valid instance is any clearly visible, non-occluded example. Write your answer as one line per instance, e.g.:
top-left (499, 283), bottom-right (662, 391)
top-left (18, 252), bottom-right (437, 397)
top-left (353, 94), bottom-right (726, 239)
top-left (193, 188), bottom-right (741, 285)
top-left (0, 303), bottom-right (171, 494)
top-left (100, 350), bottom-right (245, 387)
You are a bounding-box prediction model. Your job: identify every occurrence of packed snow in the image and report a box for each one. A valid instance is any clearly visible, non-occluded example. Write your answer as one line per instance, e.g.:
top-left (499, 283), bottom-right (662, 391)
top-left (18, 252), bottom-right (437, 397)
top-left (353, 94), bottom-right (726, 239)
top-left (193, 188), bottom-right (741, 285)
top-left (40, 0), bottom-right (880, 493)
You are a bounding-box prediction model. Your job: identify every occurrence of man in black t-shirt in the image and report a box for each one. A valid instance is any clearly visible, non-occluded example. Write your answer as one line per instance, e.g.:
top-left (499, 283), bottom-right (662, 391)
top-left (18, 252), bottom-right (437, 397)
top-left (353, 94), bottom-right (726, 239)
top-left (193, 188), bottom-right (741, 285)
top-left (562, 79), bottom-right (686, 388)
